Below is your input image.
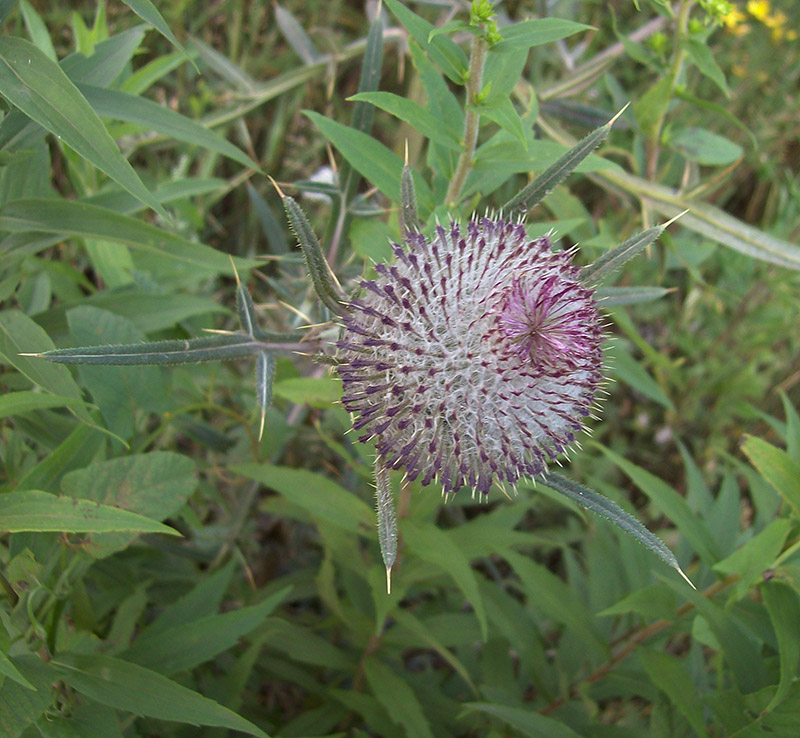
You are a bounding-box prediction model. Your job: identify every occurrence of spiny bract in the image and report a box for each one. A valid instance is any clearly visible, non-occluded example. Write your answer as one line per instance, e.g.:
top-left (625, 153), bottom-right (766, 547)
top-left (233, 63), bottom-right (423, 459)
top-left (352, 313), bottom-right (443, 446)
top-left (337, 216), bottom-right (604, 496)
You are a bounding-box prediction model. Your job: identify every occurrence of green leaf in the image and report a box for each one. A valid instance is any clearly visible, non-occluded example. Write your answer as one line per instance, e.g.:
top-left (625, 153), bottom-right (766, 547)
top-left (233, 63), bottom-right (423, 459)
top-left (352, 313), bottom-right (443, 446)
top-left (713, 518), bottom-right (790, 598)
top-left (51, 653), bottom-right (270, 737)
top-left (580, 224), bottom-right (670, 286)
top-left (119, 0), bottom-right (193, 64)
top-left (401, 520), bottom-right (488, 641)
top-left (0, 655), bottom-right (57, 737)
top-left (491, 18), bottom-right (593, 52)
top-left (19, 0), bottom-right (57, 62)
top-left (36, 332), bottom-right (296, 366)
top-left (363, 659), bottom-right (435, 738)
top-left (0, 490), bottom-right (180, 535)
top-left (67, 306), bottom-right (168, 438)
top-left (60, 451), bottom-right (196, 558)
top-left (762, 580), bottom-right (800, 710)
top-left (670, 126), bottom-right (742, 166)
top-left (273, 3), bottom-right (322, 63)
top-left (0, 37), bottom-right (166, 218)
top-left (382, 0), bottom-right (468, 84)
top-left (634, 75), bottom-right (672, 140)
top-left (0, 651), bottom-right (35, 691)
top-left (0, 310), bottom-right (93, 424)
top-left (123, 587), bottom-right (292, 674)
top-left (272, 376), bottom-right (342, 407)
top-left (597, 444), bottom-right (721, 566)
top-left (0, 198), bottom-right (254, 275)
top-left (348, 91), bottom-right (461, 150)
top-left (0, 390), bottom-right (87, 419)
top-left (595, 286), bottom-right (670, 306)
top-left (502, 549), bottom-right (608, 657)
top-left (462, 703), bottom-right (584, 738)
top-left (639, 648), bottom-right (706, 735)
top-left (501, 115), bottom-right (617, 213)
top-left (304, 110), bottom-right (434, 213)
top-left (79, 84), bottom-right (259, 169)
top-left (685, 37), bottom-right (729, 97)
top-left (476, 96), bottom-right (526, 147)
top-left (741, 435), bottom-right (800, 518)
top-left (233, 463), bottom-right (374, 534)
top-left (542, 473), bottom-right (689, 584)
top-left (604, 338), bottom-right (675, 410)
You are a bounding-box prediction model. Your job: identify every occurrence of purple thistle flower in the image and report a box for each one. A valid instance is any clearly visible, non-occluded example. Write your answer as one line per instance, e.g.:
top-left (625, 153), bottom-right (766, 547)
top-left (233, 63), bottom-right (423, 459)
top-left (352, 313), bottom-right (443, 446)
top-left (337, 216), bottom-right (605, 497)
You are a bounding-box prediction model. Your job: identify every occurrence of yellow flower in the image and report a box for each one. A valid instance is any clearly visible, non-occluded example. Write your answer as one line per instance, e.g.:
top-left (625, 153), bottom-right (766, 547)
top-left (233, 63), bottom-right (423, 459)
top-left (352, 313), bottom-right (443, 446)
top-left (747, 0), bottom-right (770, 21)
top-left (721, 5), bottom-right (747, 27)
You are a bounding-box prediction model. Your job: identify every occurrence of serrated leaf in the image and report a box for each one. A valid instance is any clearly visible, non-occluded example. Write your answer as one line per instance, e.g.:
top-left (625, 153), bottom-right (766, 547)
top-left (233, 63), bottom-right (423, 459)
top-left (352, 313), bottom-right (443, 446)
top-left (51, 653), bottom-right (269, 737)
top-left (0, 490), bottom-right (179, 535)
top-left (0, 37), bottom-right (166, 218)
top-left (580, 224), bottom-right (667, 285)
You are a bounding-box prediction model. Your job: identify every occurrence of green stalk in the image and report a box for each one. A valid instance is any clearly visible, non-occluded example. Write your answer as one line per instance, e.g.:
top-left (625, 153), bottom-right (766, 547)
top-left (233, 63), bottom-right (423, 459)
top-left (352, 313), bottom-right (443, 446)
top-left (445, 32), bottom-right (488, 208)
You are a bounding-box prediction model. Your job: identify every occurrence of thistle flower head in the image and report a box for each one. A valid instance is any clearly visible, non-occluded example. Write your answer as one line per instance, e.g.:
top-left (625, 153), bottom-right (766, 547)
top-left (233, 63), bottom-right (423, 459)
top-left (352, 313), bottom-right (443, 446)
top-left (337, 216), bottom-right (604, 496)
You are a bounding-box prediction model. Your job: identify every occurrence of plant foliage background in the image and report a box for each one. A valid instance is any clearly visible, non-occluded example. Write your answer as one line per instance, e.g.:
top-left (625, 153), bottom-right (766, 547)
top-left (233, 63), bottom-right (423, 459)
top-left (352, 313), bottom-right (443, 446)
top-left (1, 0), bottom-right (800, 736)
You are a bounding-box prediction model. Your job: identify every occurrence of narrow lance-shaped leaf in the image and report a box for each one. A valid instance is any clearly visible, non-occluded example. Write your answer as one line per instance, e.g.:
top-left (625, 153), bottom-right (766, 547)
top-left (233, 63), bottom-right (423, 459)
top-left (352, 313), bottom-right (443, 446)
top-left (400, 149), bottom-right (420, 235)
top-left (29, 331), bottom-right (309, 367)
top-left (579, 212), bottom-right (684, 285)
top-left (374, 459), bottom-right (398, 593)
top-left (278, 187), bottom-right (346, 315)
top-left (541, 472), bottom-right (694, 588)
top-left (501, 105), bottom-right (628, 214)
top-left (236, 282), bottom-right (258, 337)
top-left (256, 351), bottom-right (276, 441)
top-left (595, 285), bottom-right (670, 306)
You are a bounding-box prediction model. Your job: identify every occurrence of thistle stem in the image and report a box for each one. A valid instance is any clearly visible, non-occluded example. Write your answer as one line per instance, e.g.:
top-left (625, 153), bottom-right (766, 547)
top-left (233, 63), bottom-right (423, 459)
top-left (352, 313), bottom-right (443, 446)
top-left (445, 31), bottom-right (488, 207)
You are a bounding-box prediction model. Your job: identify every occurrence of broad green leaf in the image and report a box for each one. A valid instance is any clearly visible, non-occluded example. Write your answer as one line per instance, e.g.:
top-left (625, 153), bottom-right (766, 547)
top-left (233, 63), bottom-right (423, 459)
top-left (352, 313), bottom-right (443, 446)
top-left (272, 376), bottom-right (342, 407)
top-left (634, 75), bottom-right (672, 139)
top-left (0, 37), bottom-right (166, 218)
top-left (0, 310), bottom-right (92, 423)
top-left (363, 659), bottom-right (435, 738)
top-left (36, 703), bottom-right (124, 738)
top-left (382, 0), bottom-right (468, 84)
top-left (0, 655), bottom-right (56, 737)
top-left (0, 198), bottom-right (254, 275)
top-left (0, 490), bottom-right (179, 535)
top-left (233, 463), bottom-right (374, 534)
top-left (348, 91), bottom-right (461, 150)
top-left (477, 96), bottom-right (526, 147)
top-left (67, 306), bottom-right (169, 438)
top-left (685, 37), bottom-right (729, 97)
top-left (60, 451), bottom-right (195, 557)
top-left (0, 651), bottom-right (35, 690)
top-left (401, 520), bottom-right (488, 641)
top-left (762, 580), bottom-right (800, 710)
top-left (670, 126), bottom-right (742, 166)
top-left (79, 84), bottom-right (259, 170)
top-left (124, 587), bottom-right (292, 674)
top-left (598, 444), bottom-right (721, 566)
top-left (741, 435), bottom-right (800, 518)
top-left (604, 338), bottom-right (674, 410)
top-left (51, 653), bottom-right (269, 737)
top-left (639, 648), bottom-right (706, 735)
top-left (502, 549), bottom-right (607, 657)
top-left (0, 390), bottom-right (87, 420)
top-left (304, 110), bottom-right (434, 213)
top-left (713, 518), bottom-right (790, 598)
top-left (261, 619), bottom-right (353, 670)
top-left (120, 0), bottom-right (192, 62)
top-left (462, 703), bottom-right (584, 738)
top-left (491, 18), bottom-right (593, 52)
top-left (599, 583), bottom-right (677, 620)
top-left (666, 577), bottom-right (766, 693)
